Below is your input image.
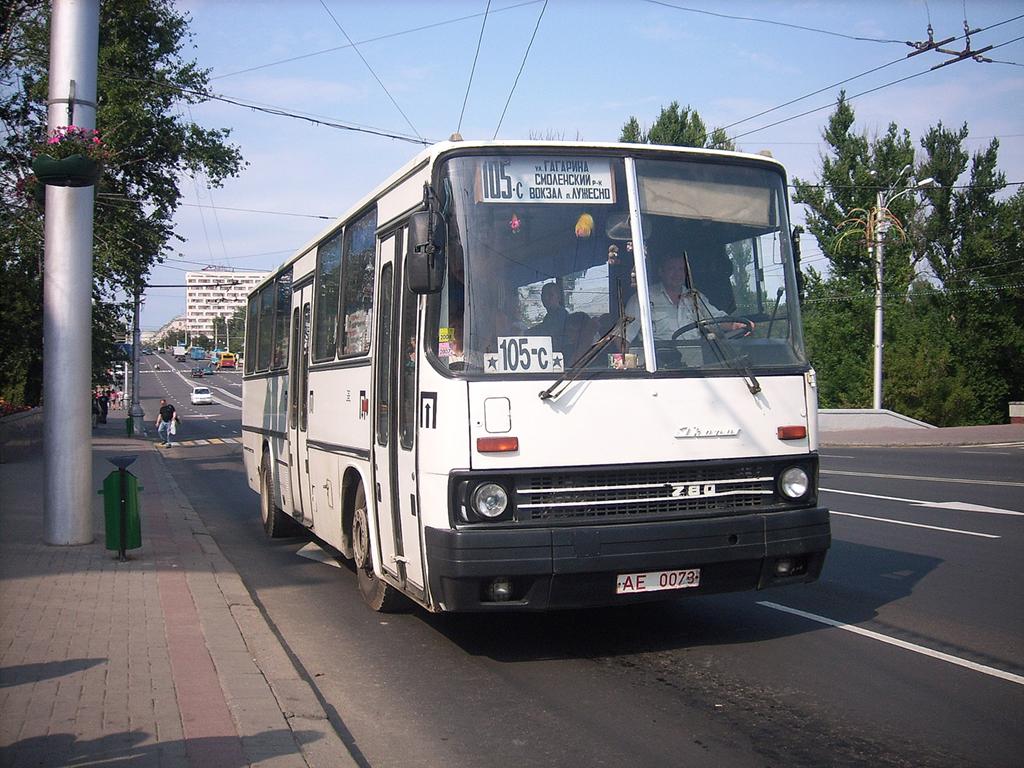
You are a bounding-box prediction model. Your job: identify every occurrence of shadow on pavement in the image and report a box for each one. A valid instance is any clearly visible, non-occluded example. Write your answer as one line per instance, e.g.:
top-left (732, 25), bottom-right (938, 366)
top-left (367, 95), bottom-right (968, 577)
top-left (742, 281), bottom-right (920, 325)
top-left (0, 729), bottom-right (319, 768)
top-left (0, 659), bottom-right (107, 688)
top-left (418, 538), bottom-right (942, 663)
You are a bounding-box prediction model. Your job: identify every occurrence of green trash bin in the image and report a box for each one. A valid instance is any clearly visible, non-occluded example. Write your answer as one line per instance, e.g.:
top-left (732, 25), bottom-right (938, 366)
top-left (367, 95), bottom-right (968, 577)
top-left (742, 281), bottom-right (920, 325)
top-left (126, 416), bottom-right (133, 436)
top-left (99, 456), bottom-right (142, 560)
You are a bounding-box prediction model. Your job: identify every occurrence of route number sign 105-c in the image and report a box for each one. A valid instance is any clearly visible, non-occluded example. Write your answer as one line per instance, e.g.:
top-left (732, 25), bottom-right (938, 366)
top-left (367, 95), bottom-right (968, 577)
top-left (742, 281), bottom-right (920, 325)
top-left (484, 336), bottom-right (565, 374)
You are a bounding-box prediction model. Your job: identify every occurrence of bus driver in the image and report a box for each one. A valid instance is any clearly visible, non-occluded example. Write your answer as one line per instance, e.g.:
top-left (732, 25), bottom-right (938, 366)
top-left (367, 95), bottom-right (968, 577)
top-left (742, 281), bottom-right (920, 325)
top-left (624, 251), bottom-right (751, 342)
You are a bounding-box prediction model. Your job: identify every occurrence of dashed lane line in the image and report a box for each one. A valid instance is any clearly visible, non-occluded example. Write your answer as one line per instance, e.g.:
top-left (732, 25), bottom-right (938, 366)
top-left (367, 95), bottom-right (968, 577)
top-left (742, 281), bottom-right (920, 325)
top-left (821, 469), bottom-right (1024, 487)
top-left (757, 601), bottom-right (1024, 687)
top-left (821, 487), bottom-right (1022, 516)
top-left (829, 511), bottom-right (999, 539)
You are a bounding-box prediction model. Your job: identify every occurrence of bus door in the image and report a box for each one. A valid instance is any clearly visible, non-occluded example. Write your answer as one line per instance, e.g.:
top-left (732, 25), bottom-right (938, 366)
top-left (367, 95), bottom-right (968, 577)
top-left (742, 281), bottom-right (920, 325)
top-left (288, 284), bottom-right (314, 525)
top-left (373, 229), bottom-right (425, 593)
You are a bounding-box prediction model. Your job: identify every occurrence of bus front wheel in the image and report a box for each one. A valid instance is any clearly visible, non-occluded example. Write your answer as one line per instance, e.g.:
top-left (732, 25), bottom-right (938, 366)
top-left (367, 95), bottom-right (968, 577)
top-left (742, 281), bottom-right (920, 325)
top-left (260, 456), bottom-right (294, 538)
top-left (352, 485), bottom-right (403, 612)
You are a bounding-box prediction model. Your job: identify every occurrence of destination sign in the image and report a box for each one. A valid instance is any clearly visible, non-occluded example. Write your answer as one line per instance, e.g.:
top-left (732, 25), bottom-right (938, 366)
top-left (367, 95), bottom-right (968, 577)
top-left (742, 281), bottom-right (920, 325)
top-left (476, 157), bottom-right (615, 204)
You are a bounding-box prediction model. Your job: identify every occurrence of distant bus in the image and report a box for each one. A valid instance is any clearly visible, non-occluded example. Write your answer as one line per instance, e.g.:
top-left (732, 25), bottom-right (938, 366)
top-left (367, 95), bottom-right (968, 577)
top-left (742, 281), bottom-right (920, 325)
top-left (216, 351), bottom-right (237, 369)
top-left (189, 346), bottom-right (206, 361)
top-left (242, 139), bottom-right (830, 613)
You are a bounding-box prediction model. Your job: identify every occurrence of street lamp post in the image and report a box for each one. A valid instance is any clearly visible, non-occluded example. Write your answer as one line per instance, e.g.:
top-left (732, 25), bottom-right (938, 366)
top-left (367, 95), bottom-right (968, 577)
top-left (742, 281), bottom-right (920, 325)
top-left (871, 173), bottom-right (937, 410)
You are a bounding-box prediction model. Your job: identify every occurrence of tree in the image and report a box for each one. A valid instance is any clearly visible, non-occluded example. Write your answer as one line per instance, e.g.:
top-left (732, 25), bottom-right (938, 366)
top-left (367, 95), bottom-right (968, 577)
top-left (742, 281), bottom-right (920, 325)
top-left (620, 101), bottom-right (734, 150)
top-left (794, 95), bottom-right (1022, 424)
top-left (916, 126), bottom-right (1023, 423)
top-left (211, 305), bottom-right (245, 352)
top-left (0, 0), bottom-right (244, 405)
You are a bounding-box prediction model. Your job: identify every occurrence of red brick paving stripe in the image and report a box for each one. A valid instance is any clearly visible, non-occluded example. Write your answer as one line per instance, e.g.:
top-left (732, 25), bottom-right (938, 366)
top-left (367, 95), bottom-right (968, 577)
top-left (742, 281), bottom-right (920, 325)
top-left (158, 569), bottom-right (246, 767)
top-left (141, 450), bottom-right (247, 768)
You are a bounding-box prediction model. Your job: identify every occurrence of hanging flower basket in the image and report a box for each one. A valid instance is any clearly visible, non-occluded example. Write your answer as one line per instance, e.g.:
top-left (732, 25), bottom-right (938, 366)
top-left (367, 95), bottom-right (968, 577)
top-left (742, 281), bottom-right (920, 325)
top-left (31, 125), bottom-right (110, 187)
top-left (31, 154), bottom-right (102, 187)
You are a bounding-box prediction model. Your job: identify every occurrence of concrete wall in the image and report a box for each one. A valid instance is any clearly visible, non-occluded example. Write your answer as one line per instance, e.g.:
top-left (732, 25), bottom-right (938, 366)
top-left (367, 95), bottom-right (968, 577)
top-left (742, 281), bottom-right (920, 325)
top-left (818, 408), bottom-right (934, 431)
top-left (1011, 402), bottom-right (1023, 424)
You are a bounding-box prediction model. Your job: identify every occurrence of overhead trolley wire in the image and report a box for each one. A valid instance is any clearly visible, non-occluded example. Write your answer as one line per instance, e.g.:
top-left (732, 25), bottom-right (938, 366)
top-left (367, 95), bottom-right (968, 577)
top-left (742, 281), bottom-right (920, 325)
top-left (458, 0), bottom-right (492, 136)
top-left (318, 0), bottom-right (424, 143)
top-left (722, 14), bottom-right (1024, 137)
top-left (729, 34), bottom-right (1024, 142)
top-left (493, 0), bottom-right (548, 139)
top-left (210, 1), bottom-right (544, 81)
top-left (642, 0), bottom-right (909, 44)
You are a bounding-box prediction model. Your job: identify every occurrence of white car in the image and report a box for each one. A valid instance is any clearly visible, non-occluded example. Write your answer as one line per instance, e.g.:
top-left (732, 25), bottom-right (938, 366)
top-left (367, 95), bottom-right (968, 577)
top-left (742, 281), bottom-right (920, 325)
top-left (190, 386), bottom-right (213, 406)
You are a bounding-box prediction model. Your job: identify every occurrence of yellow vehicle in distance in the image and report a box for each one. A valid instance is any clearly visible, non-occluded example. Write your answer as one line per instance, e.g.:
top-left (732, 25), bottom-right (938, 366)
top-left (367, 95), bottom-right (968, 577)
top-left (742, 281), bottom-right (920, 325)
top-left (216, 351), bottom-right (237, 369)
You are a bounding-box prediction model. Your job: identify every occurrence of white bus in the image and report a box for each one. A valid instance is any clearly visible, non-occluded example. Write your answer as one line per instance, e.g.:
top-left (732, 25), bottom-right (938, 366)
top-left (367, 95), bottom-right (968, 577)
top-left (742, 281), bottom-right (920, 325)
top-left (242, 140), bottom-right (830, 612)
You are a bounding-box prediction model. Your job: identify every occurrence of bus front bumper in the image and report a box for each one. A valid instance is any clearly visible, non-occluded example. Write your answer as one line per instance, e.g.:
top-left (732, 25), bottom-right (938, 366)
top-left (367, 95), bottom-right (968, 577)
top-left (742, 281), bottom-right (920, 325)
top-left (424, 507), bottom-right (830, 611)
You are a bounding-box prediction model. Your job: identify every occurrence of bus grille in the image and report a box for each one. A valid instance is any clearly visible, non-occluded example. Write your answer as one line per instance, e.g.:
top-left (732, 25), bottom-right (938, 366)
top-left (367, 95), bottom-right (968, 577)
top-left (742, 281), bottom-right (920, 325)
top-left (515, 462), bottom-right (776, 523)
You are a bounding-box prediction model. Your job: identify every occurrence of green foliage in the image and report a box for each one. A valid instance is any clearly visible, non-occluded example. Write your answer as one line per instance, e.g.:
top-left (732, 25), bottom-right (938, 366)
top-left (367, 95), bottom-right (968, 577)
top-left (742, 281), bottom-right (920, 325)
top-left (796, 95), bottom-right (1023, 424)
top-left (619, 101), bottom-right (735, 150)
top-left (0, 0), bottom-right (245, 406)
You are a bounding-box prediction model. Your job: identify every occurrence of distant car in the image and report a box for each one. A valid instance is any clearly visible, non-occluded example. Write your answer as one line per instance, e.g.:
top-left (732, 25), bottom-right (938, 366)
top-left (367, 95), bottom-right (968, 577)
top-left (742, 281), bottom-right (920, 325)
top-left (190, 367), bottom-right (205, 378)
top-left (203, 364), bottom-right (217, 375)
top-left (190, 386), bottom-right (213, 406)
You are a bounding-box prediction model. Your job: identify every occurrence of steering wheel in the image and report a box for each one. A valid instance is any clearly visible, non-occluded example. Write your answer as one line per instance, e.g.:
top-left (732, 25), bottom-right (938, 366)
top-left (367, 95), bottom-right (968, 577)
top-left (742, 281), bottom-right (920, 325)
top-left (671, 316), bottom-right (754, 341)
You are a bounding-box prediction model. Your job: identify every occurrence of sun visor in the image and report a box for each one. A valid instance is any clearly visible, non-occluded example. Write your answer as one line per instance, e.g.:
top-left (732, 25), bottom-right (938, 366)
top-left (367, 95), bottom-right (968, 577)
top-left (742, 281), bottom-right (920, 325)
top-left (638, 175), bottom-right (773, 228)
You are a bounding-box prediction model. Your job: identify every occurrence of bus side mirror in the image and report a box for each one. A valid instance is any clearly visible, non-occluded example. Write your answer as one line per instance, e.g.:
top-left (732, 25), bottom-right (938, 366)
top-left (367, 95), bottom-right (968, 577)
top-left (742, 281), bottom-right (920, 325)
top-left (407, 211), bottom-right (446, 294)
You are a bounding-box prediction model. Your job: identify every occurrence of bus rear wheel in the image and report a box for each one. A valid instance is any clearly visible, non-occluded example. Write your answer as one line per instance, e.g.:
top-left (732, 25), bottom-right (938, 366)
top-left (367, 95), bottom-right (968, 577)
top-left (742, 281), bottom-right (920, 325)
top-left (260, 455), bottom-right (294, 538)
top-left (352, 485), bottom-right (403, 612)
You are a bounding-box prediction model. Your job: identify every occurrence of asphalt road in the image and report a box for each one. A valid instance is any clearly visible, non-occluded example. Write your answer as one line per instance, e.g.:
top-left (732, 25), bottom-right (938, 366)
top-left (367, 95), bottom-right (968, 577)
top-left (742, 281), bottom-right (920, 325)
top-left (141, 353), bottom-right (1024, 767)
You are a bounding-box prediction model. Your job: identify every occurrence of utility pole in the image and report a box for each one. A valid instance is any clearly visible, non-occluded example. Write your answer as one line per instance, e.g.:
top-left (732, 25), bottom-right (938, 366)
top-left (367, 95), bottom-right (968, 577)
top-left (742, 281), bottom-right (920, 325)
top-left (130, 287), bottom-right (144, 435)
top-left (872, 192), bottom-right (887, 411)
top-left (43, 0), bottom-right (100, 546)
top-left (869, 174), bottom-right (938, 411)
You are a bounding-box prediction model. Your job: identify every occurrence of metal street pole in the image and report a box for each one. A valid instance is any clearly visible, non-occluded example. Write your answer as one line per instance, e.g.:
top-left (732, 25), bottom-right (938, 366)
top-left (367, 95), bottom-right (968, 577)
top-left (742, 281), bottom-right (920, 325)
top-left (130, 288), bottom-right (144, 434)
top-left (43, 0), bottom-right (100, 546)
top-left (872, 191), bottom-right (886, 411)
top-left (869, 176), bottom-right (936, 412)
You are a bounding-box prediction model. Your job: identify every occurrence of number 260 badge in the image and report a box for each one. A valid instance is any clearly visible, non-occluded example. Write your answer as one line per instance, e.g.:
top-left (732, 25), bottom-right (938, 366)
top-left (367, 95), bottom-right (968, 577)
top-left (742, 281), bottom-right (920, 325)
top-left (485, 337), bottom-right (564, 374)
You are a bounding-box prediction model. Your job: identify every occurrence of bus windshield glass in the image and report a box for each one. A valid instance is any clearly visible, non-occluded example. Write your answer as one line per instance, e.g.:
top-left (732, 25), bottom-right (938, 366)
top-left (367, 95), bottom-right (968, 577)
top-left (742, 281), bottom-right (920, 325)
top-left (428, 152), bottom-right (806, 376)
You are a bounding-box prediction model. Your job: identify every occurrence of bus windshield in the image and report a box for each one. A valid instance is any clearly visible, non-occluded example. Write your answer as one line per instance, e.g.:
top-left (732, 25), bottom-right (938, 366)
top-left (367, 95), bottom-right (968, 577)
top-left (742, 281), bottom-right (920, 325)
top-left (428, 152), bottom-right (806, 376)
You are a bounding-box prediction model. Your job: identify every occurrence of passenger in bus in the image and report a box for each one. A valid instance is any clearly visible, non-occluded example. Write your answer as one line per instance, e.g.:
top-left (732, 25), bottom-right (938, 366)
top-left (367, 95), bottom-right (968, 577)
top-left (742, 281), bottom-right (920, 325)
top-left (527, 282), bottom-right (569, 349)
top-left (563, 312), bottom-right (596, 366)
top-left (623, 251), bottom-right (749, 342)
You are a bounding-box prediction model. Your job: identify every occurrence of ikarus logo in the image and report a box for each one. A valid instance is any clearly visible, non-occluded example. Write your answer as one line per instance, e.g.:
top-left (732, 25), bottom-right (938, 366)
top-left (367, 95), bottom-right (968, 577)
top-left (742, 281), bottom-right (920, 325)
top-left (674, 426), bottom-right (741, 439)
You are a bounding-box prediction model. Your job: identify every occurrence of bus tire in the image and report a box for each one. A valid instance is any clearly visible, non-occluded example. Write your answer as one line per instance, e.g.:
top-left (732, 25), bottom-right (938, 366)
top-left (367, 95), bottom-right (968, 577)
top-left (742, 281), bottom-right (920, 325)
top-left (352, 485), bottom-right (403, 612)
top-left (260, 455), bottom-right (294, 538)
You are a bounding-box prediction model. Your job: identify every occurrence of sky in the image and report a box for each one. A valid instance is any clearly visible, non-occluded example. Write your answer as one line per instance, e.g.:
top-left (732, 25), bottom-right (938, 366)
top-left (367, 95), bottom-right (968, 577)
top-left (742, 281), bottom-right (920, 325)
top-left (140, 0), bottom-right (1024, 330)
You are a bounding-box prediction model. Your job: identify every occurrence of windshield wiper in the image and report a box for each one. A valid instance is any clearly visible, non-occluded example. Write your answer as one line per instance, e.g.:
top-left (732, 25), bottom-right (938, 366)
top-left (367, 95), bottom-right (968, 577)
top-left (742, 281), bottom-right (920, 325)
top-left (539, 314), bottom-right (633, 401)
top-left (690, 293), bottom-right (761, 396)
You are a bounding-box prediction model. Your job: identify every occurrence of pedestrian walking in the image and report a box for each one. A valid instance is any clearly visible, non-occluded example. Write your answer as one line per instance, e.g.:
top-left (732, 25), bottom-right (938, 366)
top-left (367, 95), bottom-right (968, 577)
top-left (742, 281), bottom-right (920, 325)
top-left (97, 390), bottom-right (109, 424)
top-left (155, 398), bottom-right (176, 447)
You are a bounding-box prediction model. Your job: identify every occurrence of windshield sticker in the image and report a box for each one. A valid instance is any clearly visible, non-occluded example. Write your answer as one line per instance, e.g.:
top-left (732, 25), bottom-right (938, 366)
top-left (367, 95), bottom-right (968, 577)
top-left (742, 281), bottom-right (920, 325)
top-left (476, 157), bottom-right (615, 205)
top-left (485, 337), bottom-right (564, 374)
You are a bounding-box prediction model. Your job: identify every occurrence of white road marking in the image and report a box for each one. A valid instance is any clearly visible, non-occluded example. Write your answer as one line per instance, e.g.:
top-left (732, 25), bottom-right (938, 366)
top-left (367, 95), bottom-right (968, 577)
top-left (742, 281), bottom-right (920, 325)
top-left (829, 511), bottom-right (999, 538)
top-left (821, 487), bottom-right (1022, 516)
top-left (296, 542), bottom-right (342, 568)
top-left (757, 601), bottom-right (1024, 686)
top-left (821, 469), bottom-right (1024, 488)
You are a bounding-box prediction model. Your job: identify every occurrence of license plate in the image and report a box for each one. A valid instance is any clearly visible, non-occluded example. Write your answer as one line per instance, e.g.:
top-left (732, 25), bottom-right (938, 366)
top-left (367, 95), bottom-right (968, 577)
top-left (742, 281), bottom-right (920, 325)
top-left (616, 568), bottom-right (700, 595)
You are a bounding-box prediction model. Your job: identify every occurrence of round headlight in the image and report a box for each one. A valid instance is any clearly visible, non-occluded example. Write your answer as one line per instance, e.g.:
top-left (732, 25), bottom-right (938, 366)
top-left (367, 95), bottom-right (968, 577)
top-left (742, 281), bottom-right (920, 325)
top-left (472, 483), bottom-right (509, 519)
top-left (779, 466), bottom-right (810, 499)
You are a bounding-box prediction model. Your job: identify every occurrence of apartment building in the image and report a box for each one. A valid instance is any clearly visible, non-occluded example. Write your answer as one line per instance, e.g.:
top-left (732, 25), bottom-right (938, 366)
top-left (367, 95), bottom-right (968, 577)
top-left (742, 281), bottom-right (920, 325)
top-left (186, 269), bottom-right (270, 337)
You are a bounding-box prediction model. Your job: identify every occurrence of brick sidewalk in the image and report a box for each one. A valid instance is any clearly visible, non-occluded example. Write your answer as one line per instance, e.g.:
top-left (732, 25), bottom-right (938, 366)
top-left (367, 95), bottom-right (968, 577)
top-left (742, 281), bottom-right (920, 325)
top-left (0, 424), bottom-right (353, 767)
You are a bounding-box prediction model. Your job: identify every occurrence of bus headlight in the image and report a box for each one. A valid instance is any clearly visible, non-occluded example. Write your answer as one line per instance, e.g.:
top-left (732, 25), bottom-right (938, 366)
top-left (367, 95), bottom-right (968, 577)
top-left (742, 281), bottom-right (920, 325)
top-left (471, 483), bottom-right (509, 519)
top-left (779, 466), bottom-right (810, 499)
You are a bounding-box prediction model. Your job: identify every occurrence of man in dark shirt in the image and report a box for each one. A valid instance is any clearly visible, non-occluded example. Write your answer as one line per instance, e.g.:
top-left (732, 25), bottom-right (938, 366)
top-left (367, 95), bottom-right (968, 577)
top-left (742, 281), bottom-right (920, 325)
top-left (529, 282), bottom-right (569, 352)
top-left (155, 399), bottom-right (176, 447)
